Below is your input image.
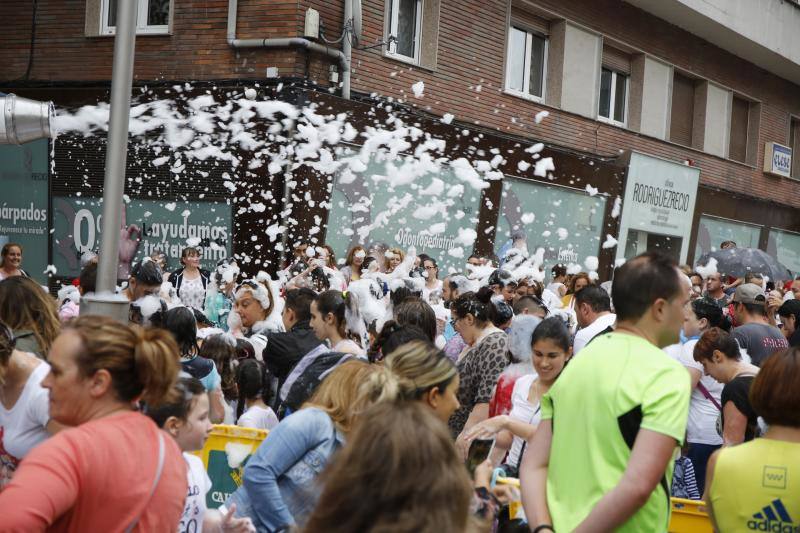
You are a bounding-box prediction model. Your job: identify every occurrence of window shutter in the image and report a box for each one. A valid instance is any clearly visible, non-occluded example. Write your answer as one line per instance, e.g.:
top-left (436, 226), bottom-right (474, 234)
top-left (602, 45), bottom-right (630, 75)
top-left (670, 73), bottom-right (695, 147)
top-left (510, 6), bottom-right (549, 36)
top-left (728, 96), bottom-right (749, 163)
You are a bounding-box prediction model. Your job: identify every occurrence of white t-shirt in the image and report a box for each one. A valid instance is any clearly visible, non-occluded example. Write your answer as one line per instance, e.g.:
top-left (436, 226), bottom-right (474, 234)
top-left (0, 361), bottom-right (50, 489)
top-left (678, 339), bottom-right (724, 446)
top-left (180, 275), bottom-right (207, 311)
top-left (506, 373), bottom-right (541, 467)
top-left (332, 338), bottom-right (365, 357)
top-left (541, 288), bottom-right (563, 310)
top-left (237, 405), bottom-right (279, 431)
top-left (179, 453), bottom-right (212, 533)
top-left (422, 279), bottom-right (443, 303)
top-left (573, 313), bottom-right (616, 354)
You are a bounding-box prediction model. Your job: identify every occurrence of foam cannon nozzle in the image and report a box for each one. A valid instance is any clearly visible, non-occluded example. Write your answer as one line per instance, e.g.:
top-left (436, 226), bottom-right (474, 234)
top-left (0, 93), bottom-right (56, 145)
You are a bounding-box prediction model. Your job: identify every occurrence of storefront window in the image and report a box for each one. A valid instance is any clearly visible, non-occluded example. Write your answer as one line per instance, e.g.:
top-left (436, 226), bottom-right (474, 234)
top-left (0, 140), bottom-right (49, 283)
top-left (52, 197), bottom-right (232, 278)
top-left (767, 229), bottom-right (800, 276)
top-left (326, 154), bottom-right (484, 274)
top-left (495, 178), bottom-right (607, 274)
top-left (694, 215), bottom-right (761, 260)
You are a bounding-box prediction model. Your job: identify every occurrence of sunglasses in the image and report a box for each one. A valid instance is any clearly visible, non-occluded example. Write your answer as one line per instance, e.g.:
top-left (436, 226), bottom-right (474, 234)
top-left (0, 322), bottom-right (16, 347)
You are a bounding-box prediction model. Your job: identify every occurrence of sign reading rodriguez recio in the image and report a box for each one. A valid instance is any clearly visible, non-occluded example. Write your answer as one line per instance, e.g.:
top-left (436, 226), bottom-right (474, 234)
top-left (616, 151), bottom-right (700, 264)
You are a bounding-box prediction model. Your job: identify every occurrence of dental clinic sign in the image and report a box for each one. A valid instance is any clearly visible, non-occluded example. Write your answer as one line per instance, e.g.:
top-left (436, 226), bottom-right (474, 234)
top-left (763, 142), bottom-right (792, 179)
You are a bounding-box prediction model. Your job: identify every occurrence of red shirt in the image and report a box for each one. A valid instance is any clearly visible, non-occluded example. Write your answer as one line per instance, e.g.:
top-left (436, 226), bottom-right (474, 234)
top-left (489, 373), bottom-right (519, 417)
top-left (0, 411), bottom-right (186, 532)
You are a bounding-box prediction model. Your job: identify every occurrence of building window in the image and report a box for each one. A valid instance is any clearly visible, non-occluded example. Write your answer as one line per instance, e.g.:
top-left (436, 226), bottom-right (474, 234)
top-left (728, 95), bottom-right (750, 163)
top-left (505, 27), bottom-right (547, 101)
top-left (670, 72), bottom-right (696, 147)
top-left (598, 68), bottom-right (627, 126)
top-left (790, 117), bottom-right (800, 179)
top-left (101, 0), bottom-right (170, 35)
top-left (387, 0), bottom-right (422, 63)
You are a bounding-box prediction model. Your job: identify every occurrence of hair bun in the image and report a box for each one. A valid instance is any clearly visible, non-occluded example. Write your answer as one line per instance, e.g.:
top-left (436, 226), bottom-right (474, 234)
top-left (475, 286), bottom-right (495, 304)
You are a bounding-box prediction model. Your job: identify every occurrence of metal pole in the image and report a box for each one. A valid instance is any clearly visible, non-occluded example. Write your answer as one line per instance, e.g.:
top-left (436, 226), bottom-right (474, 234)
top-left (81, 0), bottom-right (138, 321)
top-left (342, 0), bottom-right (352, 99)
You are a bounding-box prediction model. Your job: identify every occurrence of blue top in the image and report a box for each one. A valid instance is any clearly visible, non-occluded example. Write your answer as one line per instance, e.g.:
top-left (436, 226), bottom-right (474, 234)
top-left (227, 407), bottom-right (344, 532)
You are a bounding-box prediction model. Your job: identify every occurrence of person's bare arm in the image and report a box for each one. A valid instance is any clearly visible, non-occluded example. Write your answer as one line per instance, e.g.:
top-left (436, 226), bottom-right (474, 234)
top-left (722, 402), bottom-right (748, 446)
top-left (572, 429), bottom-right (678, 532)
top-left (209, 388), bottom-right (226, 424)
top-left (455, 403), bottom-right (490, 459)
top-left (520, 419), bottom-right (553, 529)
top-left (686, 367), bottom-right (702, 390)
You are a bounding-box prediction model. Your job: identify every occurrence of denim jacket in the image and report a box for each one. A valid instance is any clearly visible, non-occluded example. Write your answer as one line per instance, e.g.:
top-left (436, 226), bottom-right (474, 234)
top-left (227, 407), bottom-right (344, 532)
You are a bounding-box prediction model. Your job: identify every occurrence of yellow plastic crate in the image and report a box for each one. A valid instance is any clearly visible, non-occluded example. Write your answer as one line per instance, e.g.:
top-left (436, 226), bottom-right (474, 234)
top-left (191, 425), bottom-right (268, 509)
top-left (669, 497), bottom-right (713, 533)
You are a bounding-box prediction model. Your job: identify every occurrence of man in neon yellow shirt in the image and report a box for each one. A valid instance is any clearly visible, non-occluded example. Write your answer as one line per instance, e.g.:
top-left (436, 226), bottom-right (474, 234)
top-left (521, 252), bottom-right (691, 532)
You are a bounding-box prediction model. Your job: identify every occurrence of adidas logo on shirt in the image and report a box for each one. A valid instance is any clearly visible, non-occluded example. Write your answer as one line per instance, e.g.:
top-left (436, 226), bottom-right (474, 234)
top-left (747, 499), bottom-right (799, 532)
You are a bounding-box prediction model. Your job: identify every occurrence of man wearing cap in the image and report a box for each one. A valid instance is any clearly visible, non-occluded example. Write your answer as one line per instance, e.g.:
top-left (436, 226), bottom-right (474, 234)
top-left (731, 283), bottom-right (788, 366)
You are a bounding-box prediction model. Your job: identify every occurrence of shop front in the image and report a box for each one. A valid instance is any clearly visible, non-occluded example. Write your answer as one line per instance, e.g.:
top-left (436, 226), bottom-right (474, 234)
top-left (689, 186), bottom-right (800, 277)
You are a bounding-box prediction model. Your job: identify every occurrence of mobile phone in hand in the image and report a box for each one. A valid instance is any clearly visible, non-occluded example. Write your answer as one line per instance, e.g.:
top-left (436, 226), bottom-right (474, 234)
top-left (466, 438), bottom-right (495, 475)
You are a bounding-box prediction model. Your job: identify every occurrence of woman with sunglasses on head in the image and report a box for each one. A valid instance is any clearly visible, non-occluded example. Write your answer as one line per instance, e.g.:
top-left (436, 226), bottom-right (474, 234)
top-left (0, 276), bottom-right (61, 360)
top-left (310, 290), bottom-right (366, 357)
top-left (0, 323), bottom-right (62, 489)
top-left (448, 288), bottom-right (510, 446)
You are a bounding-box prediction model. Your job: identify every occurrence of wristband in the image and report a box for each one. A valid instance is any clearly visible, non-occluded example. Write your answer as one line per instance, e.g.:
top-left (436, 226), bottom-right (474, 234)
top-left (532, 525), bottom-right (555, 533)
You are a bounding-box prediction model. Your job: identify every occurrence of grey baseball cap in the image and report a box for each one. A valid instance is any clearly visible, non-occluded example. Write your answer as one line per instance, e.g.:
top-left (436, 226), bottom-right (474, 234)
top-left (732, 283), bottom-right (766, 305)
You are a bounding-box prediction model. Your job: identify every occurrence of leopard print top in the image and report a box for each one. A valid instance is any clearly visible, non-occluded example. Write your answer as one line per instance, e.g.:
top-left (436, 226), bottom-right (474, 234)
top-left (448, 330), bottom-right (510, 437)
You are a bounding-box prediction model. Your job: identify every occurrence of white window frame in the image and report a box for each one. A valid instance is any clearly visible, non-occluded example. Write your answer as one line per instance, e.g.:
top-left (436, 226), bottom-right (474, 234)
top-left (504, 26), bottom-right (548, 103)
top-left (387, 0), bottom-right (423, 64)
top-left (101, 0), bottom-right (170, 36)
top-left (598, 68), bottom-right (628, 127)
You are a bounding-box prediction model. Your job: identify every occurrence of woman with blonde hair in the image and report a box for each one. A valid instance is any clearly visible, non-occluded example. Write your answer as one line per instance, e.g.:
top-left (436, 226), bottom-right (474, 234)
top-left (232, 279), bottom-right (281, 336)
top-left (302, 401), bottom-right (482, 533)
top-left (0, 315), bottom-right (187, 530)
top-left (227, 360), bottom-right (398, 532)
top-left (384, 247), bottom-right (406, 274)
top-left (0, 276), bottom-right (60, 359)
top-left (385, 340), bottom-right (460, 423)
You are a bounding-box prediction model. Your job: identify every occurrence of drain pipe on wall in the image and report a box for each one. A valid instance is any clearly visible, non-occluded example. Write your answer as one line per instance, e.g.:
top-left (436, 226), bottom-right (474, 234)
top-left (226, 0), bottom-right (351, 99)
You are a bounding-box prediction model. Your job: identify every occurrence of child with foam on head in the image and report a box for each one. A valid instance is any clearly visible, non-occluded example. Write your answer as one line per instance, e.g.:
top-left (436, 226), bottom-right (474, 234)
top-left (147, 376), bottom-right (255, 533)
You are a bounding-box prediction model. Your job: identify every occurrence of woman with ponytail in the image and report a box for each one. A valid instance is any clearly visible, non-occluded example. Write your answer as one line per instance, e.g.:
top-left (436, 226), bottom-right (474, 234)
top-left (0, 315), bottom-right (187, 531)
top-left (310, 290), bottom-right (365, 357)
top-left (448, 287), bottom-right (510, 441)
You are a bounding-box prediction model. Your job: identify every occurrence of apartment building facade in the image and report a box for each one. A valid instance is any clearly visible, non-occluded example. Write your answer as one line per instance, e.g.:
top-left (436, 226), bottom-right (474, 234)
top-left (1, 0), bottom-right (799, 281)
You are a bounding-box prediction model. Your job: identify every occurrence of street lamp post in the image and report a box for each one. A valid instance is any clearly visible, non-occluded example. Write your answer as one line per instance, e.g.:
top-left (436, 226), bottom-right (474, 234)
top-left (80, 0), bottom-right (139, 321)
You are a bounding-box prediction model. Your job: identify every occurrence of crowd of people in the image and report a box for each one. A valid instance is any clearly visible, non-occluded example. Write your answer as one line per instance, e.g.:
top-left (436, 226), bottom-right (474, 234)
top-left (0, 237), bottom-right (798, 532)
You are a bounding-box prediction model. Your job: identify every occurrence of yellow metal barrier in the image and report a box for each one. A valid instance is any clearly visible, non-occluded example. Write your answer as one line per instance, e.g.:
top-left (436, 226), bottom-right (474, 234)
top-left (494, 478), bottom-right (713, 531)
top-left (191, 424), bottom-right (268, 509)
top-left (669, 497), bottom-right (713, 533)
